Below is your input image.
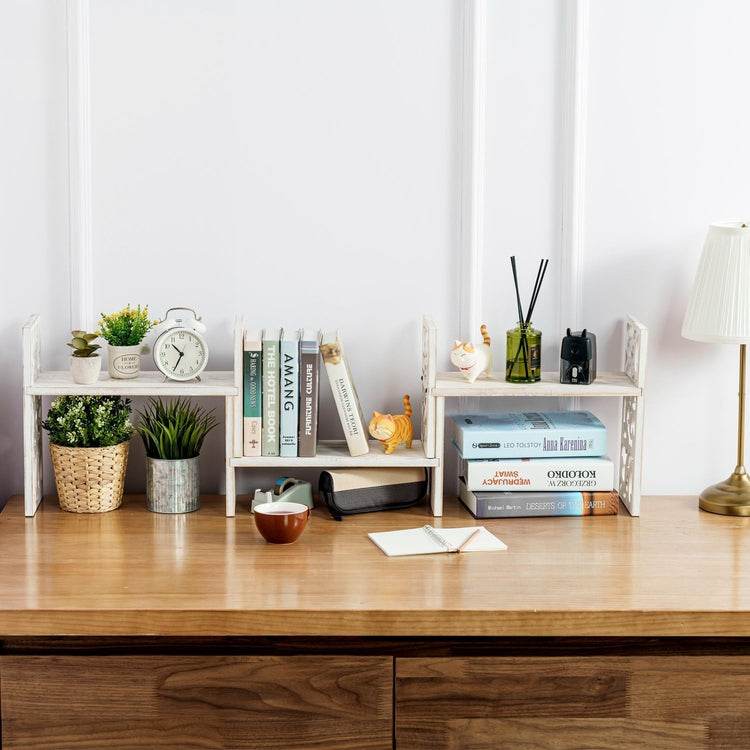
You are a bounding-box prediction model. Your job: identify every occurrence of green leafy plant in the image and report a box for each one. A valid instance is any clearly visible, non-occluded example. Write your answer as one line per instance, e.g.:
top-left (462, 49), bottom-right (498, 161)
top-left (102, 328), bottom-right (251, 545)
top-left (67, 330), bottom-right (101, 358)
top-left (42, 395), bottom-right (133, 447)
top-left (137, 397), bottom-right (218, 460)
top-left (99, 304), bottom-right (155, 346)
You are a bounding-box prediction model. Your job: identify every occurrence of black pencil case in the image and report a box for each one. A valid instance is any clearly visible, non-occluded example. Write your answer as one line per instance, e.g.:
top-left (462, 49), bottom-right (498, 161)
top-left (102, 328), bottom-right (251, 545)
top-left (318, 467), bottom-right (428, 521)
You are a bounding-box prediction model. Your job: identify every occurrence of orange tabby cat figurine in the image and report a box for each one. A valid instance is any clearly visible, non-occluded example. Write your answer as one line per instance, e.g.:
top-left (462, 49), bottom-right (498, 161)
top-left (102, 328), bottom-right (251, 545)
top-left (368, 395), bottom-right (413, 454)
top-left (450, 324), bottom-right (493, 382)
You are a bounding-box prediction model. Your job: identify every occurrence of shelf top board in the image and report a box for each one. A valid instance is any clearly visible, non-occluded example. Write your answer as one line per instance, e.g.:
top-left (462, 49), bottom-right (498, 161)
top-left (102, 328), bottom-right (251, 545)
top-left (231, 439), bottom-right (440, 467)
top-left (27, 370), bottom-right (238, 397)
top-left (430, 370), bottom-right (641, 397)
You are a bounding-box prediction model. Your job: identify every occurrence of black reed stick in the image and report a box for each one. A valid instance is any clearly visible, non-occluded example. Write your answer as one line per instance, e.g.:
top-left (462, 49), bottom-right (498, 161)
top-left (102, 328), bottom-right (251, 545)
top-left (524, 258), bottom-right (549, 325)
top-left (510, 256), bottom-right (525, 325)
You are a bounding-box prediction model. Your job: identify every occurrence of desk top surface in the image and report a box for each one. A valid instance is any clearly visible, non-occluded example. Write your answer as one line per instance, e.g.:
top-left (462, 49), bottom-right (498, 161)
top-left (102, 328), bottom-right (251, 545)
top-left (1, 494), bottom-right (748, 638)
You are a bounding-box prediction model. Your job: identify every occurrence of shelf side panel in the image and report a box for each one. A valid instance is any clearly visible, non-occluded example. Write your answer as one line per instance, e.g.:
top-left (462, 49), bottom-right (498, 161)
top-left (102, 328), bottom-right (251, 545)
top-left (619, 316), bottom-right (648, 516)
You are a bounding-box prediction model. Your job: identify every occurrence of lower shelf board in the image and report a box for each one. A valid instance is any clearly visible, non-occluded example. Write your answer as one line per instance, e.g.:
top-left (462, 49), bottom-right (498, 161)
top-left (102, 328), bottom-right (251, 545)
top-left (230, 439), bottom-right (440, 468)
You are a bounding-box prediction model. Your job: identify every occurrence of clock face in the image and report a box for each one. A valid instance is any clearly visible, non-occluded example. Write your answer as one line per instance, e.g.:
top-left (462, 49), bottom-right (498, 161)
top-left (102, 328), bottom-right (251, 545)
top-left (155, 329), bottom-right (208, 381)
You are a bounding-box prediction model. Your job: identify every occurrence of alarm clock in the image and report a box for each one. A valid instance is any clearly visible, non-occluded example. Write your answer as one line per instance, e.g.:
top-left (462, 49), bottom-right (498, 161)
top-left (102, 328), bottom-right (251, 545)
top-left (152, 307), bottom-right (209, 382)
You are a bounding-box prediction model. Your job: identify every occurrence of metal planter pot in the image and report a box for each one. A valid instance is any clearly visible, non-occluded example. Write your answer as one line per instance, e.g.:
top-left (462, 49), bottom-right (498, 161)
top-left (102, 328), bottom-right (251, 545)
top-left (146, 456), bottom-right (200, 513)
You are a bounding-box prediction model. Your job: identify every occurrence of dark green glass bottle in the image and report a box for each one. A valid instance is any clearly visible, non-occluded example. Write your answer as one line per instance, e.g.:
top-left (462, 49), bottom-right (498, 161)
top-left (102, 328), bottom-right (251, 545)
top-left (506, 322), bottom-right (541, 382)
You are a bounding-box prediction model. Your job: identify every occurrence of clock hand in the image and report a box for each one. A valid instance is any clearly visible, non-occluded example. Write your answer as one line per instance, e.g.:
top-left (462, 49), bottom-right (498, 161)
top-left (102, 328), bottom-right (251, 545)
top-left (172, 344), bottom-right (184, 355)
top-left (173, 350), bottom-right (184, 372)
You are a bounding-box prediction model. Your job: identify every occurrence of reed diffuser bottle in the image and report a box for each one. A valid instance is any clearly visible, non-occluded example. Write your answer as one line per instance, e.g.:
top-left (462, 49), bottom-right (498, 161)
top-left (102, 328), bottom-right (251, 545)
top-left (506, 256), bottom-right (548, 383)
top-left (506, 321), bottom-right (541, 382)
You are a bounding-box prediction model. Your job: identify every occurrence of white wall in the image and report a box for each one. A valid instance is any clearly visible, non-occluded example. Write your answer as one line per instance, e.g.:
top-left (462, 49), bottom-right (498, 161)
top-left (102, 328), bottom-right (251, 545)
top-left (3, 0), bottom-right (750, 506)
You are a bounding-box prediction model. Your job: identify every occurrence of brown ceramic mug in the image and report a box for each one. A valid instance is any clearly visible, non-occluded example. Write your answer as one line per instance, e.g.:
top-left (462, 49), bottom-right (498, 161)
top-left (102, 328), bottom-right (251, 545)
top-left (253, 501), bottom-right (311, 544)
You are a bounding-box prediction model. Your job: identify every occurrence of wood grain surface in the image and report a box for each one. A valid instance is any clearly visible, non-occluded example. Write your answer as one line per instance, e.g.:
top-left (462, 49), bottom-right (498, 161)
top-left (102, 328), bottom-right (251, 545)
top-left (1, 655), bottom-right (392, 749)
top-left (1, 493), bottom-right (750, 637)
top-left (396, 655), bottom-right (750, 749)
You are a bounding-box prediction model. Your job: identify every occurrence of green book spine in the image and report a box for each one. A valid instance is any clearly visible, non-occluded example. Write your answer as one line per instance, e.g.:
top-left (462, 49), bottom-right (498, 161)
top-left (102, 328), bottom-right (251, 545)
top-left (261, 329), bottom-right (280, 457)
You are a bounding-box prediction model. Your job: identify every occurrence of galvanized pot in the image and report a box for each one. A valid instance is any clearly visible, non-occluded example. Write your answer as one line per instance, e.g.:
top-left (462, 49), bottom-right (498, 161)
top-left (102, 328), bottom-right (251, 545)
top-left (146, 456), bottom-right (200, 513)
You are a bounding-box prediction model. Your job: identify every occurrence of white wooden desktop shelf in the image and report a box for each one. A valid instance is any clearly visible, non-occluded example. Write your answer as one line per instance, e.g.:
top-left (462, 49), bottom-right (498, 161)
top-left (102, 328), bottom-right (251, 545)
top-left (420, 315), bottom-right (648, 517)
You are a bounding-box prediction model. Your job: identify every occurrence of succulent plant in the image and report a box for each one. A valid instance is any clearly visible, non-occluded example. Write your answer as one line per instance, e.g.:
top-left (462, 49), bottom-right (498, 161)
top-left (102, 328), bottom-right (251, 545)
top-left (67, 330), bottom-right (101, 358)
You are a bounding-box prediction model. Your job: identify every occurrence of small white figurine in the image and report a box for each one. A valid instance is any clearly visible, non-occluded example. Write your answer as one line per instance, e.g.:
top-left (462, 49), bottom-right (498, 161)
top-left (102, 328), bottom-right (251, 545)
top-left (450, 324), bottom-right (493, 383)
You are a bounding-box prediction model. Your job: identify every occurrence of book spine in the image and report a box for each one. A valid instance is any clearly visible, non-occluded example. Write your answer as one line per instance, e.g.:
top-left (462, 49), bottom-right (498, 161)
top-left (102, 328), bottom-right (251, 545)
top-left (452, 426), bottom-right (606, 459)
top-left (242, 341), bottom-right (262, 457)
top-left (458, 479), bottom-right (619, 518)
top-left (463, 456), bottom-right (614, 492)
top-left (320, 333), bottom-right (369, 457)
top-left (298, 336), bottom-right (320, 457)
top-left (262, 334), bottom-right (280, 457)
top-left (279, 337), bottom-right (299, 457)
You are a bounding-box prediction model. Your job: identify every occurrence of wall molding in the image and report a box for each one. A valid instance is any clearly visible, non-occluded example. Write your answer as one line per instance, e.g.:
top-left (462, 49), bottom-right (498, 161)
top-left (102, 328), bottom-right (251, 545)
top-left (458, 0), bottom-right (486, 342)
top-left (559, 0), bottom-right (589, 334)
top-left (66, 0), bottom-right (93, 330)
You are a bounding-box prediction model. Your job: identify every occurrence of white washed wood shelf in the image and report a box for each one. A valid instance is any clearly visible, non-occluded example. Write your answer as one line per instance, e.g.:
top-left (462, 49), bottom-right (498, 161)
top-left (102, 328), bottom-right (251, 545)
top-left (230, 440), bottom-right (437, 468)
top-left (27, 370), bottom-right (236, 396)
top-left (227, 317), bottom-right (442, 517)
top-left (421, 315), bottom-right (648, 517)
top-left (22, 314), bottom-right (240, 518)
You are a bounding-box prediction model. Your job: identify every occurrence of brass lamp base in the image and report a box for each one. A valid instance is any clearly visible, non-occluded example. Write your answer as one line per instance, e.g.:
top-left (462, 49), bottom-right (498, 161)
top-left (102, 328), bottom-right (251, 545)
top-left (699, 466), bottom-right (750, 516)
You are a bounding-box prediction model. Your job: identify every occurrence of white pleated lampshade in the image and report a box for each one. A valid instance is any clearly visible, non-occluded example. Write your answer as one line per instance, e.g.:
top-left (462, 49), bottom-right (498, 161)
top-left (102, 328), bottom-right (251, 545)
top-left (682, 220), bottom-right (750, 343)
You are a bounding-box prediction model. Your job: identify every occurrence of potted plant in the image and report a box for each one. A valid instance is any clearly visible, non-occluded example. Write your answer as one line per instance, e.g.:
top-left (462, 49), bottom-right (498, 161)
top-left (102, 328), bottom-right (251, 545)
top-left (67, 330), bottom-right (102, 385)
top-left (99, 303), bottom-right (155, 379)
top-left (137, 396), bottom-right (218, 513)
top-left (42, 395), bottom-right (133, 513)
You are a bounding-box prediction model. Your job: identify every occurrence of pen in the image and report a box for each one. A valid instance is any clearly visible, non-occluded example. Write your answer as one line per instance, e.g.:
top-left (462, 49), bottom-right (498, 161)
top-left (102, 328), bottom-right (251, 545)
top-left (457, 527), bottom-right (482, 553)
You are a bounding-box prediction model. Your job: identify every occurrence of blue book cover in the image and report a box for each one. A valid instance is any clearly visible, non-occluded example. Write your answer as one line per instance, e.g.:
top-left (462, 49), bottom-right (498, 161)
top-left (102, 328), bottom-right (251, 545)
top-left (279, 328), bottom-right (299, 457)
top-left (451, 410), bottom-right (606, 459)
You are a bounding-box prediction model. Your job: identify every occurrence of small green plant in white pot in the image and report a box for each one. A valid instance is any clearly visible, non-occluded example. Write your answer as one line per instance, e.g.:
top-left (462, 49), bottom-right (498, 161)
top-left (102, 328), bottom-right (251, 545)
top-left (137, 397), bottom-right (218, 513)
top-left (68, 330), bottom-right (102, 385)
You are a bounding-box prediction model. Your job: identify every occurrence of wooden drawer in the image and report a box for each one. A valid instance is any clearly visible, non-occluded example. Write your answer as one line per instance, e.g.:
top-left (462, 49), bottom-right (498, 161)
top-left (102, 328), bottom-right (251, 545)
top-left (1, 655), bottom-right (393, 749)
top-left (395, 655), bottom-right (750, 749)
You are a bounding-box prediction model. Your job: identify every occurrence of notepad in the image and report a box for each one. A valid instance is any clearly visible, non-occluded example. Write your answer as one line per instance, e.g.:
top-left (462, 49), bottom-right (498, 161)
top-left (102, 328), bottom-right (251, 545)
top-left (368, 525), bottom-right (507, 557)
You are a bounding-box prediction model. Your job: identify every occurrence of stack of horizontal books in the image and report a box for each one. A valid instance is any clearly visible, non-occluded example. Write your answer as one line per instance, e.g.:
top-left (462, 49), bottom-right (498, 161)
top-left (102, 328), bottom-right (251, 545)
top-left (451, 410), bottom-right (619, 518)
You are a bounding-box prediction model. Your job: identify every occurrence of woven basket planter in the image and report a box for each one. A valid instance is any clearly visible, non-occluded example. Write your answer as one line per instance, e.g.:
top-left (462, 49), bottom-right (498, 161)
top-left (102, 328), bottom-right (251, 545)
top-left (49, 441), bottom-right (130, 513)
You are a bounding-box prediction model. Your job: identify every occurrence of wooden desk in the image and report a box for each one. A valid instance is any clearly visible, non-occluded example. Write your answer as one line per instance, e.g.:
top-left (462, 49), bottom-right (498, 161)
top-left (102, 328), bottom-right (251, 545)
top-left (2, 494), bottom-right (750, 748)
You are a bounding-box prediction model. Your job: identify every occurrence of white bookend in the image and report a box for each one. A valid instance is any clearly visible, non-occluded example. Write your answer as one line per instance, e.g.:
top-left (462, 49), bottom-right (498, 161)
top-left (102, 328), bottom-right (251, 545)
top-left (320, 330), bottom-right (369, 457)
top-left (279, 328), bottom-right (300, 457)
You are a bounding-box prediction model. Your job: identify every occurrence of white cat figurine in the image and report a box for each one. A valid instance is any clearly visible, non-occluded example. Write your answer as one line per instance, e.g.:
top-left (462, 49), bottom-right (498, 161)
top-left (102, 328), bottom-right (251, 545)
top-left (450, 324), bottom-right (493, 383)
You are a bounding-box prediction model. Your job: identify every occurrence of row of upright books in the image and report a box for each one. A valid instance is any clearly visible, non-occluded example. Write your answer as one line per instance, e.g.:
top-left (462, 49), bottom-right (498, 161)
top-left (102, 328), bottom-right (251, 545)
top-left (243, 327), bottom-right (369, 458)
top-left (451, 410), bottom-right (619, 518)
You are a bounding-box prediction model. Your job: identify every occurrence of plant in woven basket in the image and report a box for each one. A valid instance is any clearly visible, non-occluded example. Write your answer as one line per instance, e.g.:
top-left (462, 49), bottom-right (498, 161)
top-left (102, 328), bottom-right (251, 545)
top-left (137, 397), bottom-right (218, 460)
top-left (67, 330), bottom-right (101, 357)
top-left (42, 395), bottom-right (133, 447)
top-left (99, 303), bottom-right (155, 346)
top-left (42, 396), bottom-right (133, 513)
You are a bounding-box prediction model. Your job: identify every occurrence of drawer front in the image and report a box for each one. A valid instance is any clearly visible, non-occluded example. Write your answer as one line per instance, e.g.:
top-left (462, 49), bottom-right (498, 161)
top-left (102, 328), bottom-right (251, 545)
top-left (396, 655), bottom-right (750, 749)
top-left (1, 654), bottom-right (393, 749)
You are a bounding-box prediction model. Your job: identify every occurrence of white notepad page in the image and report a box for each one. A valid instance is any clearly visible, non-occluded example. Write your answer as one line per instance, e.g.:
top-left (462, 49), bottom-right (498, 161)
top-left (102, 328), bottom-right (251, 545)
top-left (368, 525), bottom-right (507, 557)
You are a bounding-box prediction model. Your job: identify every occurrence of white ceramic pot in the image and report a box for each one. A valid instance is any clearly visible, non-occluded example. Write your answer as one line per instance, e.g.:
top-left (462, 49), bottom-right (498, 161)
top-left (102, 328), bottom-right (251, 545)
top-left (107, 344), bottom-right (147, 379)
top-left (69, 354), bottom-right (102, 385)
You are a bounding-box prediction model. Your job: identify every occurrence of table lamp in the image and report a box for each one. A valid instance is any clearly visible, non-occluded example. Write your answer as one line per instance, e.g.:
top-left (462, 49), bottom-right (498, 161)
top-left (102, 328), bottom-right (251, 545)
top-left (682, 220), bottom-right (750, 515)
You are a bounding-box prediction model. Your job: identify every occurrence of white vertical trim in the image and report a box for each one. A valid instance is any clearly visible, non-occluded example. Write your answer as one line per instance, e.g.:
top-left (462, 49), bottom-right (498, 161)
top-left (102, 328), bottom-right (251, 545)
top-left (559, 0), bottom-right (589, 333)
top-left (67, 0), bottom-right (94, 330)
top-left (458, 0), bottom-right (486, 341)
